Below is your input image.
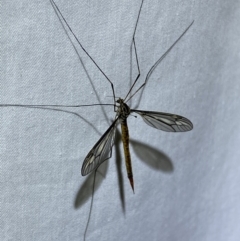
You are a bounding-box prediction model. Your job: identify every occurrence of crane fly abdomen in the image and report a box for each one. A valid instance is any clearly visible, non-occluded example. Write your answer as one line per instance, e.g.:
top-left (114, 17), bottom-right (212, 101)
top-left (121, 118), bottom-right (134, 192)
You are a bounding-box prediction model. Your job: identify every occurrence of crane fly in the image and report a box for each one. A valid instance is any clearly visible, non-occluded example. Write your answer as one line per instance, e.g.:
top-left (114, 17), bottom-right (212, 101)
top-left (1, 0), bottom-right (193, 193)
top-left (81, 97), bottom-right (193, 192)
top-left (50, 0), bottom-right (193, 192)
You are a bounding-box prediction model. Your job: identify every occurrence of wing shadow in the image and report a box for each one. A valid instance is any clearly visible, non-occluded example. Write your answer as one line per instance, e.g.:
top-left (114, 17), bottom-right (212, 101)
top-left (130, 139), bottom-right (174, 172)
top-left (74, 160), bottom-right (108, 208)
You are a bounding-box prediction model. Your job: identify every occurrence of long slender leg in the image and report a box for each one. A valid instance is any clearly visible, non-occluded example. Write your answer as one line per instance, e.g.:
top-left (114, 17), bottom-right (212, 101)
top-left (0, 103), bottom-right (113, 108)
top-left (124, 0), bottom-right (144, 102)
top-left (50, 0), bottom-right (116, 107)
top-left (126, 21), bottom-right (194, 103)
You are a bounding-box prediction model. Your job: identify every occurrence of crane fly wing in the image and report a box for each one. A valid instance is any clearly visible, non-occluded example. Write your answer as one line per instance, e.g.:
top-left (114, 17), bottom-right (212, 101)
top-left (132, 110), bottom-right (193, 132)
top-left (81, 118), bottom-right (119, 176)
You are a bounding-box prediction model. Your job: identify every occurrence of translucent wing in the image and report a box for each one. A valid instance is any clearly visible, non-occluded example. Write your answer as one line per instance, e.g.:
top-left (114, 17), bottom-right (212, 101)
top-left (132, 110), bottom-right (193, 132)
top-left (81, 118), bottom-right (119, 176)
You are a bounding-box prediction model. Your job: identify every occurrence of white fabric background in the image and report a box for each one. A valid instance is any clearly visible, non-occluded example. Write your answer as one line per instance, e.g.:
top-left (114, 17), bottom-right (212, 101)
top-left (1, 0), bottom-right (240, 240)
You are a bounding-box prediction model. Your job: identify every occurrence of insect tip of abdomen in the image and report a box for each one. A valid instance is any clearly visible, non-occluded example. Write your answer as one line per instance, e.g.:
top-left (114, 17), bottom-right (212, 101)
top-left (129, 176), bottom-right (135, 194)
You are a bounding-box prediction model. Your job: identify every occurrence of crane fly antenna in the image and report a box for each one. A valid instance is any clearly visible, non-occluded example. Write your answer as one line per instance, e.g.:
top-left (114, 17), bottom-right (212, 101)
top-left (124, 0), bottom-right (144, 102)
top-left (50, 0), bottom-right (116, 107)
top-left (126, 20), bottom-right (194, 104)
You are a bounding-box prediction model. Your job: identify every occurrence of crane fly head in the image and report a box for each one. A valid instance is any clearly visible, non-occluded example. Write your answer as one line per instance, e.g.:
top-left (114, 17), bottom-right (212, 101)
top-left (116, 98), bottom-right (131, 120)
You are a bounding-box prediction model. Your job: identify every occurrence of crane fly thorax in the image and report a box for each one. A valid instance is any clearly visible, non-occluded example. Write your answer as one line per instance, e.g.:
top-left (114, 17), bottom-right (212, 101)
top-left (116, 98), bottom-right (131, 122)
